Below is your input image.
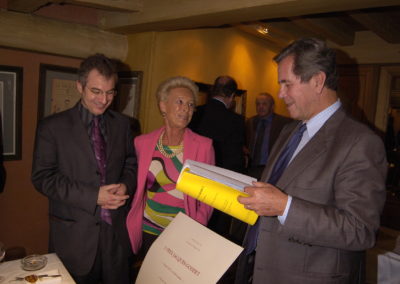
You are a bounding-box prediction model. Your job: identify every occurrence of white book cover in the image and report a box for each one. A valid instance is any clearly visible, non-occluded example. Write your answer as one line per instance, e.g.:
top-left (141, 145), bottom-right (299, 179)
top-left (179, 159), bottom-right (257, 191)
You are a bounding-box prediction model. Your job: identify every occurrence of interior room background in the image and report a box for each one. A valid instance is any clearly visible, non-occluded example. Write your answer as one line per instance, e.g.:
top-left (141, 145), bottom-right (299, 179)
top-left (0, 1), bottom-right (400, 260)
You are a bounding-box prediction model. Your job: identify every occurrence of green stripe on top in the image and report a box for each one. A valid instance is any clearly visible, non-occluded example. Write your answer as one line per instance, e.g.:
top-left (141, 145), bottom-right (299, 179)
top-left (143, 224), bottom-right (161, 236)
top-left (146, 198), bottom-right (184, 214)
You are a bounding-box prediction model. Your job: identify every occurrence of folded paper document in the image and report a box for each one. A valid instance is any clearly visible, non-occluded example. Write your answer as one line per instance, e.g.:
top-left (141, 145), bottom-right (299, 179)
top-left (176, 160), bottom-right (258, 225)
top-left (136, 212), bottom-right (243, 284)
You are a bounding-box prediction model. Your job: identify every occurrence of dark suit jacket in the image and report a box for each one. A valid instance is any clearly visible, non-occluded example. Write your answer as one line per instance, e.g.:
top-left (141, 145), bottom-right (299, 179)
top-left (240, 108), bottom-right (387, 284)
top-left (189, 98), bottom-right (245, 173)
top-left (246, 113), bottom-right (292, 164)
top-left (31, 103), bottom-right (137, 275)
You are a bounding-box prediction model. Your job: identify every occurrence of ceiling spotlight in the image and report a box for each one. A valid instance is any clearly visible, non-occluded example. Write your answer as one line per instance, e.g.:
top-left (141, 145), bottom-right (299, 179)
top-left (256, 25), bottom-right (269, 35)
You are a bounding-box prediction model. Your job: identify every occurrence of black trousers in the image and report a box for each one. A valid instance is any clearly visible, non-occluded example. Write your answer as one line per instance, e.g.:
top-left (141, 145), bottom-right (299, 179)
top-left (71, 221), bottom-right (132, 284)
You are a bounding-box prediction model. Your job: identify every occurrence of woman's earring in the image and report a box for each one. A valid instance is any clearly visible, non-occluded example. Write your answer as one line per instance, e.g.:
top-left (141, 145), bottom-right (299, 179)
top-left (161, 112), bottom-right (166, 117)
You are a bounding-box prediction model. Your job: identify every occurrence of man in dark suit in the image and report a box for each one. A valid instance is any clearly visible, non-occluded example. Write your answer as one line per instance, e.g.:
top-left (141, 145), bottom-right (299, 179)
top-left (189, 75), bottom-right (245, 237)
top-left (32, 54), bottom-right (137, 284)
top-left (246, 93), bottom-right (292, 179)
top-left (190, 75), bottom-right (245, 173)
top-left (236, 38), bottom-right (387, 283)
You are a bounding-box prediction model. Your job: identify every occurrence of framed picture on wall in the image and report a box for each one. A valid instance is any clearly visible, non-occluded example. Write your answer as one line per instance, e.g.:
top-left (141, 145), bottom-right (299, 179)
top-left (195, 81), bottom-right (247, 116)
top-left (113, 71), bottom-right (143, 119)
top-left (0, 65), bottom-right (23, 161)
top-left (38, 64), bottom-right (79, 120)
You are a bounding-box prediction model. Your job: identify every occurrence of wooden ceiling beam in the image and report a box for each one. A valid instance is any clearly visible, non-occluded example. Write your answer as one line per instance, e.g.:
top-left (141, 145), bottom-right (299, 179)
top-left (291, 16), bottom-right (356, 46)
top-left (236, 22), bottom-right (290, 50)
top-left (62, 0), bottom-right (142, 12)
top-left (262, 20), bottom-right (322, 42)
top-left (7, 0), bottom-right (142, 13)
top-left (349, 10), bottom-right (400, 43)
top-left (99, 0), bottom-right (400, 33)
top-left (7, 0), bottom-right (49, 13)
top-left (235, 24), bottom-right (286, 53)
top-left (0, 10), bottom-right (128, 60)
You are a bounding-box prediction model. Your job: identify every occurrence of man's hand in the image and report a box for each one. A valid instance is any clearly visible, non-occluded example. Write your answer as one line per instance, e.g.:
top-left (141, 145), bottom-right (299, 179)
top-left (97, 183), bottom-right (129, 209)
top-left (237, 181), bottom-right (288, 216)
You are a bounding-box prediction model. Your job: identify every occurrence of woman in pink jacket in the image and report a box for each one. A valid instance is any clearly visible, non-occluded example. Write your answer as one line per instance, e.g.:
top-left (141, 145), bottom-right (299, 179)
top-left (126, 76), bottom-right (215, 271)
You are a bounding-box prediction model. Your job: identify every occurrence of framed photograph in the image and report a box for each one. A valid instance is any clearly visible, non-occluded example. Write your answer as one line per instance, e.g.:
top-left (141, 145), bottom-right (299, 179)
top-left (38, 64), bottom-right (80, 120)
top-left (0, 65), bottom-right (23, 161)
top-left (114, 71), bottom-right (143, 119)
top-left (195, 81), bottom-right (247, 116)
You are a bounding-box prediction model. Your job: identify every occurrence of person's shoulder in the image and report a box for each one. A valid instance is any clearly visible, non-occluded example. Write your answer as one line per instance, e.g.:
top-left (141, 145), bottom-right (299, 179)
top-left (186, 128), bottom-right (212, 144)
top-left (328, 109), bottom-right (381, 143)
top-left (247, 115), bottom-right (257, 122)
top-left (230, 111), bottom-right (245, 123)
top-left (135, 127), bottom-right (162, 143)
top-left (340, 113), bottom-right (378, 135)
top-left (38, 106), bottom-right (76, 127)
top-left (106, 109), bottom-right (130, 123)
top-left (274, 113), bottom-right (292, 122)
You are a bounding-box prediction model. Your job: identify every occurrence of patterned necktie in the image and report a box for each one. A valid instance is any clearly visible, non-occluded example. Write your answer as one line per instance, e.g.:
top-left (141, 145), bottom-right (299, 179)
top-left (92, 116), bottom-right (112, 225)
top-left (245, 123), bottom-right (307, 254)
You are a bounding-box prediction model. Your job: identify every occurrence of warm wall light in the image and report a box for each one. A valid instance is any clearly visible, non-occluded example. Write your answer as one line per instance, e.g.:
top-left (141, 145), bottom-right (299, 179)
top-left (256, 25), bottom-right (269, 35)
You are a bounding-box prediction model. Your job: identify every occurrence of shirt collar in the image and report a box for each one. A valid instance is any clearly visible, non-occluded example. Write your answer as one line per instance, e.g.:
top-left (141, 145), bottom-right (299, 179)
top-left (304, 100), bottom-right (341, 139)
top-left (78, 101), bottom-right (104, 128)
top-left (259, 113), bottom-right (274, 122)
top-left (212, 97), bottom-right (229, 108)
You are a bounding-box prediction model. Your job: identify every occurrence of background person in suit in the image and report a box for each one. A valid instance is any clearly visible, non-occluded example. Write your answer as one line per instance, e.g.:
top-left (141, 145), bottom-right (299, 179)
top-left (32, 54), bottom-right (137, 284)
top-left (126, 76), bottom-right (214, 278)
top-left (189, 75), bottom-right (246, 238)
top-left (245, 93), bottom-right (292, 180)
top-left (236, 38), bottom-right (387, 284)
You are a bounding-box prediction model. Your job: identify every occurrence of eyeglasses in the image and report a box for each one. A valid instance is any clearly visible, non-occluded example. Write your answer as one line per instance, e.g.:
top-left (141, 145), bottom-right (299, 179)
top-left (86, 87), bottom-right (117, 98)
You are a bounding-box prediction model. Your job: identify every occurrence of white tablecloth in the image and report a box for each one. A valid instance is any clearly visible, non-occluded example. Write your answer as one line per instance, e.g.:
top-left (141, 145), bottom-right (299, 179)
top-left (0, 253), bottom-right (75, 283)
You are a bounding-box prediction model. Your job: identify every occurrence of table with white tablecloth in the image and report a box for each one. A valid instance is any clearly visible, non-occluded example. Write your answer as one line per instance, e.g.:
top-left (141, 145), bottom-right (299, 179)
top-left (0, 253), bottom-right (75, 283)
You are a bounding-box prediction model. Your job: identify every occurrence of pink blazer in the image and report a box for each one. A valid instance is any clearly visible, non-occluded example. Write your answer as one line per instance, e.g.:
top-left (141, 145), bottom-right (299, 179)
top-left (126, 127), bottom-right (215, 253)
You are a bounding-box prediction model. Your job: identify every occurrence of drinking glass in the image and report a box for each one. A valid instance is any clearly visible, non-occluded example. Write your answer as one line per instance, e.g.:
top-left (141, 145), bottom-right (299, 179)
top-left (0, 241), bottom-right (5, 283)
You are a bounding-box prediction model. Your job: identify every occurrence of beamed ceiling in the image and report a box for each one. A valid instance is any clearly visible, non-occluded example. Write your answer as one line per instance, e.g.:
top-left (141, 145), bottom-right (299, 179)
top-left (5, 0), bottom-right (400, 51)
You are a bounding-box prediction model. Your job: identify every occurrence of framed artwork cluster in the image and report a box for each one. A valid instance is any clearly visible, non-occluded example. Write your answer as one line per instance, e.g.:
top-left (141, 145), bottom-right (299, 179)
top-left (38, 64), bottom-right (80, 120)
top-left (0, 65), bottom-right (22, 161)
top-left (0, 63), bottom-right (143, 161)
top-left (38, 65), bottom-right (143, 120)
top-left (113, 71), bottom-right (143, 119)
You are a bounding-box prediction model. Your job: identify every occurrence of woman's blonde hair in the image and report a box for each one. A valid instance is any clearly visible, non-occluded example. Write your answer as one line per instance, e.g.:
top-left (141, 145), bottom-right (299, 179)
top-left (156, 76), bottom-right (199, 106)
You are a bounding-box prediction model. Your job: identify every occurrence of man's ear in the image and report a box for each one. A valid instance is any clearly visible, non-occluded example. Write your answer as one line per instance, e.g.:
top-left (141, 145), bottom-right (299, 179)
top-left (313, 72), bottom-right (326, 94)
top-left (76, 81), bottom-right (83, 94)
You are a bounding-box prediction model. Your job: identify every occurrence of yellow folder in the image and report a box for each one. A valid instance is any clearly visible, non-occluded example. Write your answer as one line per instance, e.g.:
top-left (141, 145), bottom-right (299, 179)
top-left (176, 165), bottom-right (258, 225)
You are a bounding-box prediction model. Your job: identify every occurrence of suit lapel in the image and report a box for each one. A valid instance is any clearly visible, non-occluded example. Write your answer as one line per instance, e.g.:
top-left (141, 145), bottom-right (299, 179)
top-left (139, 128), bottom-right (162, 181)
top-left (104, 111), bottom-right (116, 162)
top-left (263, 108), bottom-right (346, 190)
top-left (183, 129), bottom-right (199, 161)
top-left (69, 106), bottom-right (97, 166)
top-left (261, 121), bottom-right (298, 182)
top-left (277, 129), bottom-right (328, 189)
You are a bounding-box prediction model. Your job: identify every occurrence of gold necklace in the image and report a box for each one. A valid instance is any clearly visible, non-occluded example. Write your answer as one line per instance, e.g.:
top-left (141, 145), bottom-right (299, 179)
top-left (156, 131), bottom-right (184, 158)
